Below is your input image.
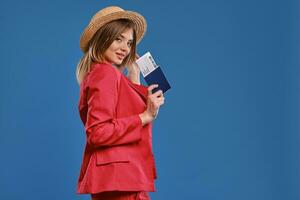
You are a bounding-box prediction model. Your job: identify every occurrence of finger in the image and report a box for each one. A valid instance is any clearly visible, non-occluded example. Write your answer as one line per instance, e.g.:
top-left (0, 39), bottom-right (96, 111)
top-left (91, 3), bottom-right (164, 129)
top-left (157, 100), bottom-right (164, 106)
top-left (148, 84), bottom-right (159, 95)
top-left (135, 53), bottom-right (140, 60)
top-left (156, 101), bottom-right (164, 107)
top-left (157, 96), bottom-right (165, 101)
top-left (152, 90), bottom-right (163, 97)
top-left (154, 96), bottom-right (164, 103)
top-left (157, 97), bottom-right (165, 103)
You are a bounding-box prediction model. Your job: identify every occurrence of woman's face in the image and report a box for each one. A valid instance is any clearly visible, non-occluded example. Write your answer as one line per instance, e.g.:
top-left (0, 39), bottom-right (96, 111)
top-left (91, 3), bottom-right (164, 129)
top-left (102, 28), bottom-right (133, 65)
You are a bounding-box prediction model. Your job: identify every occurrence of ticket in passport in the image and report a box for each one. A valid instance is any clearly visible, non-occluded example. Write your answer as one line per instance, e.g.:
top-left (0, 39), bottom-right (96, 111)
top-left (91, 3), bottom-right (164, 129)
top-left (135, 52), bottom-right (171, 94)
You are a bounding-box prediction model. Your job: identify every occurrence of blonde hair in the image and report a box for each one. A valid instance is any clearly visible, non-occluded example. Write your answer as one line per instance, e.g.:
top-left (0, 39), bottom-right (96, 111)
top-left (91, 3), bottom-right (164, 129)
top-left (76, 19), bottom-right (137, 84)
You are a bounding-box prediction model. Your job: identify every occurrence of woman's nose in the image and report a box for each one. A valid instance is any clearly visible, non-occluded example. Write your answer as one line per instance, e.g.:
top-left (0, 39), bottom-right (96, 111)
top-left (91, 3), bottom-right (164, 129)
top-left (120, 42), bottom-right (130, 53)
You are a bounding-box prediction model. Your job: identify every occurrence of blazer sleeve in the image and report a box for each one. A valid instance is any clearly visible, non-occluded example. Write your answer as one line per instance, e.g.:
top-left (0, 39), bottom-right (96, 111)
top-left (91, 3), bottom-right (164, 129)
top-left (85, 67), bottom-right (143, 148)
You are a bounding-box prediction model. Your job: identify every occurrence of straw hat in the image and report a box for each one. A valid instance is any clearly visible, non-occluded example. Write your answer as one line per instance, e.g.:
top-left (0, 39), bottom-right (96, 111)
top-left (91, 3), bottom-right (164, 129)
top-left (80, 6), bottom-right (147, 52)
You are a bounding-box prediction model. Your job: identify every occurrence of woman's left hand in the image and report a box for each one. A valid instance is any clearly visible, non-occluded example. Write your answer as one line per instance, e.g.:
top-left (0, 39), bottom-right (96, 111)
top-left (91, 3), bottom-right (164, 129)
top-left (127, 54), bottom-right (141, 84)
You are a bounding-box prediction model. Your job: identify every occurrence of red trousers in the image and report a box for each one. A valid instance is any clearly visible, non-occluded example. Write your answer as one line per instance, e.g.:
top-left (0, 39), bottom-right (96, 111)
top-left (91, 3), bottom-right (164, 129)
top-left (91, 191), bottom-right (151, 200)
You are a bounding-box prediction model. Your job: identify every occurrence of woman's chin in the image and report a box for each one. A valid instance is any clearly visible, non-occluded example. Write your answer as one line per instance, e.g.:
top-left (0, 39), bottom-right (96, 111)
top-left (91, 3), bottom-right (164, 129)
top-left (114, 59), bottom-right (123, 65)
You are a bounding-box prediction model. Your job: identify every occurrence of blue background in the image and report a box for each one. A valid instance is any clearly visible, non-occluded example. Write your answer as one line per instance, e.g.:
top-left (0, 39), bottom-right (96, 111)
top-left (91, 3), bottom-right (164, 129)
top-left (0, 0), bottom-right (299, 199)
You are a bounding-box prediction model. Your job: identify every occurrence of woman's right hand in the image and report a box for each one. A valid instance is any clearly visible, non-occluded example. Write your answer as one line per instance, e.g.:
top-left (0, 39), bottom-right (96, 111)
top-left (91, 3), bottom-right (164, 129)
top-left (139, 84), bottom-right (165, 126)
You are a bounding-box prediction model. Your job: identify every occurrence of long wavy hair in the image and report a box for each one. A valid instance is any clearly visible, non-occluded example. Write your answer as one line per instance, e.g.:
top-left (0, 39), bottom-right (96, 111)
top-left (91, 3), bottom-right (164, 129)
top-left (76, 19), bottom-right (137, 85)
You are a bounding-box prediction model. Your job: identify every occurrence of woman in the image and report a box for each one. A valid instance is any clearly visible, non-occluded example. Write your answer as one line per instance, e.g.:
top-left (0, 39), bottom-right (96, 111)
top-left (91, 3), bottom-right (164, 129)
top-left (76, 6), bottom-right (165, 200)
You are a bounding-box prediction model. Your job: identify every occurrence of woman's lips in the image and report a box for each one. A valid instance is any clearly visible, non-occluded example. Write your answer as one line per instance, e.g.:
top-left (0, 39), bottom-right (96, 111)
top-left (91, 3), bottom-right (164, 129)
top-left (116, 53), bottom-right (125, 60)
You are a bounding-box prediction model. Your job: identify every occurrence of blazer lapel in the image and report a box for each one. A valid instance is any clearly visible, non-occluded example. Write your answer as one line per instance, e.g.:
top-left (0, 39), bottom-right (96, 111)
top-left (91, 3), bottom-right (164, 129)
top-left (123, 76), bottom-right (148, 102)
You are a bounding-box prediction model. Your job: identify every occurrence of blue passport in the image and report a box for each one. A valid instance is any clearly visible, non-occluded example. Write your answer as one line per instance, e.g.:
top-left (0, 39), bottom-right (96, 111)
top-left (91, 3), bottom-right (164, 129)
top-left (136, 52), bottom-right (171, 94)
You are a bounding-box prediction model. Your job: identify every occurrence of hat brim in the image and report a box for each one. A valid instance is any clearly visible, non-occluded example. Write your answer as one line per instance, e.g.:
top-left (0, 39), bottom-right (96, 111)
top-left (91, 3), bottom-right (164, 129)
top-left (80, 11), bottom-right (147, 52)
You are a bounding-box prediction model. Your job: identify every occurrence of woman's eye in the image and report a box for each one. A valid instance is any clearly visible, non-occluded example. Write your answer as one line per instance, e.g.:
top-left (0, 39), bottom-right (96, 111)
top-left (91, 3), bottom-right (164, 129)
top-left (127, 42), bottom-right (132, 47)
top-left (116, 38), bottom-right (122, 42)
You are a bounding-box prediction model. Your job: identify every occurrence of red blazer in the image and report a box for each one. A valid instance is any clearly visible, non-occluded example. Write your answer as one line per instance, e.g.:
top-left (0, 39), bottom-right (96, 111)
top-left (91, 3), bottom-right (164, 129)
top-left (77, 62), bottom-right (157, 194)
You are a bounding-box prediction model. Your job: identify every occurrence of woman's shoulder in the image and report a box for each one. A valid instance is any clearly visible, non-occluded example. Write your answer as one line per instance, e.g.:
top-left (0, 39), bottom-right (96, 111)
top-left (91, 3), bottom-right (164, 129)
top-left (87, 62), bottom-right (120, 87)
top-left (90, 62), bottom-right (119, 75)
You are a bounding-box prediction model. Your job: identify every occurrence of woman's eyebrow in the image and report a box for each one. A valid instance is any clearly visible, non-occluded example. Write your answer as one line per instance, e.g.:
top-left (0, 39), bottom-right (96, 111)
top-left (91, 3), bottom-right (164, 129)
top-left (120, 34), bottom-right (133, 41)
